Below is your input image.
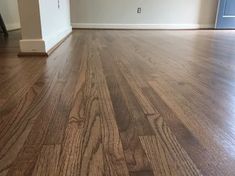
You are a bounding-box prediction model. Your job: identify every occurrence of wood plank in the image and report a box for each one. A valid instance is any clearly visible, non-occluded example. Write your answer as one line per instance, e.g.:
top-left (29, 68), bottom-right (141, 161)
top-left (142, 85), bottom-right (228, 176)
top-left (57, 36), bottom-right (129, 176)
top-left (32, 145), bottom-right (61, 176)
top-left (0, 170), bottom-right (8, 176)
top-left (0, 59), bottom-right (45, 104)
top-left (0, 76), bottom-right (54, 175)
top-left (56, 40), bottom-right (105, 176)
top-left (115, 59), bottom-right (157, 115)
top-left (4, 35), bottom-right (79, 176)
top-left (129, 170), bottom-right (155, 176)
top-left (43, 36), bottom-right (83, 145)
top-left (146, 79), bottom-right (235, 175)
top-left (6, 82), bottom-right (65, 176)
top-left (99, 42), bottom-right (154, 174)
top-left (0, 59), bottom-right (59, 172)
top-left (140, 114), bottom-right (202, 176)
top-left (89, 37), bottom-right (130, 175)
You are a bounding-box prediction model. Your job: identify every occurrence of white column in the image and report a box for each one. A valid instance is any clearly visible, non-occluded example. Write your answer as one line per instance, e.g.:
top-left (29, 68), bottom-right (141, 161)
top-left (18, 0), bottom-right (72, 55)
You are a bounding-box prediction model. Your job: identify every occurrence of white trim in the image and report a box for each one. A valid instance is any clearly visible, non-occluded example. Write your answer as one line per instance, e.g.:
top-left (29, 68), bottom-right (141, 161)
top-left (223, 16), bottom-right (235, 18)
top-left (215, 0), bottom-right (221, 28)
top-left (6, 23), bottom-right (21, 31)
top-left (43, 26), bottom-right (72, 52)
top-left (19, 27), bottom-right (72, 54)
top-left (19, 39), bottom-right (46, 53)
top-left (72, 23), bottom-right (214, 29)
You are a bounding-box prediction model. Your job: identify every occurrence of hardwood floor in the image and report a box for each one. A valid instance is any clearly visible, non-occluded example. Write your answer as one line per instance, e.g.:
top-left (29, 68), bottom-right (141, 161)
top-left (1, 29), bottom-right (235, 175)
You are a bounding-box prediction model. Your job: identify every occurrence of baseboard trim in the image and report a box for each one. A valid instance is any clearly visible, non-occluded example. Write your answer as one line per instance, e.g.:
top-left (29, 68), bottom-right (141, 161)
top-left (19, 39), bottom-right (46, 53)
top-left (44, 26), bottom-right (72, 52)
top-left (18, 27), bottom-right (72, 57)
top-left (47, 31), bottom-right (72, 55)
top-left (72, 23), bottom-right (214, 29)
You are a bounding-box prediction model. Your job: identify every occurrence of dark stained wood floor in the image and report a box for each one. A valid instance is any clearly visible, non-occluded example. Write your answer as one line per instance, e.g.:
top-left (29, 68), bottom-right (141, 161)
top-left (1, 29), bottom-right (235, 176)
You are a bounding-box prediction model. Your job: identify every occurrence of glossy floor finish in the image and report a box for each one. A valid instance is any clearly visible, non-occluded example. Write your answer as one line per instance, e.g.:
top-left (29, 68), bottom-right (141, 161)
top-left (1, 30), bottom-right (235, 176)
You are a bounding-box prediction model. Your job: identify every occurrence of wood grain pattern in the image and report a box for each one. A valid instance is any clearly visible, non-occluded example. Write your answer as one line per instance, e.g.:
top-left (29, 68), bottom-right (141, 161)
top-left (57, 36), bottom-right (129, 176)
top-left (32, 145), bottom-right (61, 176)
top-left (1, 29), bottom-right (235, 175)
top-left (56, 38), bottom-right (105, 176)
top-left (3, 37), bottom-right (78, 176)
top-left (91, 38), bottom-right (130, 176)
top-left (140, 114), bottom-right (202, 176)
top-left (99, 44), bottom-right (154, 174)
top-left (142, 86), bottom-right (224, 176)
top-left (0, 169), bottom-right (8, 176)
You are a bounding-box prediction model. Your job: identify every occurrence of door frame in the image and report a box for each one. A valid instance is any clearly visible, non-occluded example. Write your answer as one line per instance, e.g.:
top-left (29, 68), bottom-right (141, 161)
top-left (215, 0), bottom-right (235, 29)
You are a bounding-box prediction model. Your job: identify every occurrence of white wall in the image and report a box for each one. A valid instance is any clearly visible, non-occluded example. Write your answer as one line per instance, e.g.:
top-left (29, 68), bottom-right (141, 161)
top-left (39, 0), bottom-right (72, 51)
top-left (70, 0), bottom-right (219, 29)
top-left (18, 0), bottom-right (72, 53)
top-left (0, 0), bottom-right (20, 30)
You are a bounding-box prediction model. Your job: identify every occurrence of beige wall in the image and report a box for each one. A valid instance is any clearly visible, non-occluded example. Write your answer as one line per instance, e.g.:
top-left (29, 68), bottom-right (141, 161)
top-left (0, 0), bottom-right (20, 30)
top-left (18, 0), bottom-right (42, 39)
top-left (71, 0), bottom-right (219, 28)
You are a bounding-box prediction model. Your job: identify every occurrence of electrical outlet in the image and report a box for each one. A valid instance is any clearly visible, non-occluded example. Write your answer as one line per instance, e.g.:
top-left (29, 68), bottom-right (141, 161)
top-left (137, 8), bottom-right (141, 13)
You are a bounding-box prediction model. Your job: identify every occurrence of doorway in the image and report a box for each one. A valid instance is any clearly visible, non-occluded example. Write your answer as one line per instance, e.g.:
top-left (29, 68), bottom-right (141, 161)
top-left (216, 0), bottom-right (235, 29)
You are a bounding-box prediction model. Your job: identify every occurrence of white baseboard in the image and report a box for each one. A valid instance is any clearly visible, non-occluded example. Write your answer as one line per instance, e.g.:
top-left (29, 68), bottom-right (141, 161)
top-left (6, 23), bottom-right (21, 31)
top-left (72, 23), bottom-right (214, 29)
top-left (19, 39), bottom-right (46, 53)
top-left (44, 26), bottom-right (72, 52)
top-left (19, 26), bottom-right (72, 54)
